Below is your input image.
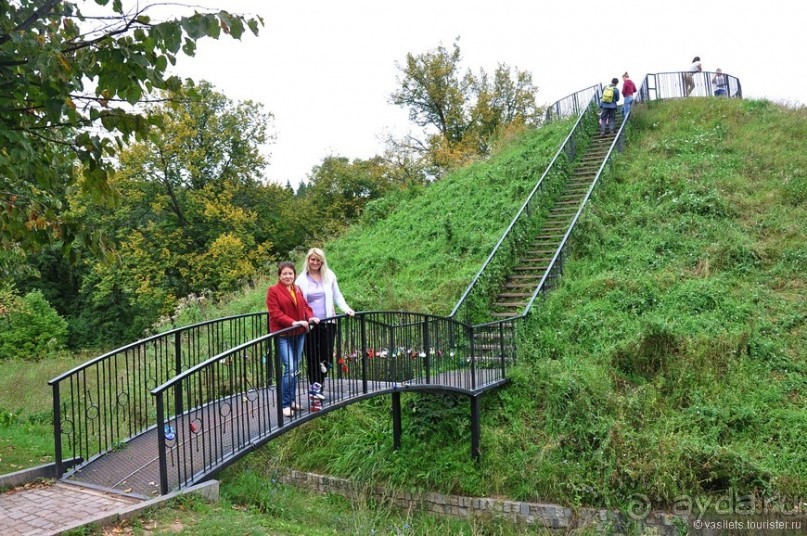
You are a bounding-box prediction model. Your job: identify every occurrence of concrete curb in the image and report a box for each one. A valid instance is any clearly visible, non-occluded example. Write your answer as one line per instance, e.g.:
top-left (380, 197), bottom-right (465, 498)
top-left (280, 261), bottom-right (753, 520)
top-left (52, 480), bottom-right (220, 535)
top-left (1, 464), bottom-right (220, 535)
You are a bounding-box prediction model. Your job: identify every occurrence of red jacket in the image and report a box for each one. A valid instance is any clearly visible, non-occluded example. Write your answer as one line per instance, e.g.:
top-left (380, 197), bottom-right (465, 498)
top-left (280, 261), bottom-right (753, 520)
top-left (622, 79), bottom-right (637, 98)
top-left (266, 283), bottom-right (314, 335)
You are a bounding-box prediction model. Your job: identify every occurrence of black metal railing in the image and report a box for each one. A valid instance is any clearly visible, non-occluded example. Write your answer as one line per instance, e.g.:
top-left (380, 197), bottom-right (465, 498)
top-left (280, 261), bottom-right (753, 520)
top-left (48, 313), bottom-right (268, 477)
top-left (449, 88), bottom-right (600, 326)
top-left (544, 84), bottom-right (601, 122)
top-left (453, 71), bottom-right (744, 323)
top-left (638, 71), bottom-right (742, 101)
top-left (151, 311), bottom-right (513, 493)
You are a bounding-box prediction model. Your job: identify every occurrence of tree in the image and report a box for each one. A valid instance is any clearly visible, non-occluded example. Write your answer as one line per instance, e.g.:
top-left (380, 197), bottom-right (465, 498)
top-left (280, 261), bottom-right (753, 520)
top-left (390, 38), bottom-right (542, 174)
top-left (391, 39), bottom-right (469, 145)
top-left (69, 81), bottom-right (277, 336)
top-left (303, 155), bottom-right (401, 238)
top-left (0, 0), bottom-right (262, 270)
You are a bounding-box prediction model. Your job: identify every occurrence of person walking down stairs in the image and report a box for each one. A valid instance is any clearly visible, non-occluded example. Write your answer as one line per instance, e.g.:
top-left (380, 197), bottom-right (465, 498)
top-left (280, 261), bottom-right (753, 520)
top-left (599, 78), bottom-right (621, 136)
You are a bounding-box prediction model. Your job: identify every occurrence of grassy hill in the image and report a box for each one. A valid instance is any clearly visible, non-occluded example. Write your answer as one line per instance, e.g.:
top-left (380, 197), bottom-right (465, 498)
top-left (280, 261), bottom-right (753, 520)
top-left (253, 97), bottom-right (806, 511)
top-left (2, 97), bottom-right (804, 532)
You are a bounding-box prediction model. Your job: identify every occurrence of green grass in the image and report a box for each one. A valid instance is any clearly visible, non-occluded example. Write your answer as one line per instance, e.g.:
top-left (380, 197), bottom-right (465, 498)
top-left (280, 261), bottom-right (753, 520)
top-left (69, 473), bottom-right (570, 535)
top-left (269, 98), bottom-right (806, 510)
top-left (4, 98), bottom-right (807, 532)
top-left (0, 355), bottom-right (88, 473)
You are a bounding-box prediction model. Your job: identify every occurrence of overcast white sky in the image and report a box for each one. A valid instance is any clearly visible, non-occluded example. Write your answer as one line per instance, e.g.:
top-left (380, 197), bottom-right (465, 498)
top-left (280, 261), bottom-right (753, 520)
top-left (172, 0), bottom-right (806, 188)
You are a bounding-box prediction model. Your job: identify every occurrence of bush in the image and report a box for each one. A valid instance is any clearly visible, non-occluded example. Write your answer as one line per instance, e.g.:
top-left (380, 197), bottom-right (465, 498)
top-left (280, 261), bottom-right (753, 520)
top-left (0, 290), bottom-right (68, 359)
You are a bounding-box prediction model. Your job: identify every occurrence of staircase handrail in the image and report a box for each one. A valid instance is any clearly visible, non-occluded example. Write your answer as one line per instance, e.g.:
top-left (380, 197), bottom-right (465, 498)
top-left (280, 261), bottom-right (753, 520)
top-left (544, 84), bottom-right (601, 122)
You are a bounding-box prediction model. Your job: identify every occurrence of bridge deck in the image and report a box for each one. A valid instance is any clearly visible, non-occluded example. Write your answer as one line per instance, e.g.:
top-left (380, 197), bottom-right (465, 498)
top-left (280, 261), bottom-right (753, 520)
top-left (64, 368), bottom-right (505, 498)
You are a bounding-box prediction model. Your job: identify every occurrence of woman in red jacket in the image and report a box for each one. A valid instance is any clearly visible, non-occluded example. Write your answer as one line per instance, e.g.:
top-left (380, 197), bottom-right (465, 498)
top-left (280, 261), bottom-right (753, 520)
top-left (266, 261), bottom-right (319, 417)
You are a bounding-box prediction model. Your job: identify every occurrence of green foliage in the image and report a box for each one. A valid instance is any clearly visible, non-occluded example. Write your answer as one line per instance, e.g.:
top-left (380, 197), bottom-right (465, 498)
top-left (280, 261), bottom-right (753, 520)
top-left (263, 98), bottom-right (806, 511)
top-left (0, 290), bottom-right (68, 359)
top-left (54, 80), bottom-right (281, 343)
top-left (0, 0), bottom-right (262, 267)
top-left (391, 38), bottom-right (542, 175)
top-left (328, 119), bottom-right (575, 314)
top-left (3, 97), bottom-right (806, 530)
top-left (303, 155), bottom-right (403, 239)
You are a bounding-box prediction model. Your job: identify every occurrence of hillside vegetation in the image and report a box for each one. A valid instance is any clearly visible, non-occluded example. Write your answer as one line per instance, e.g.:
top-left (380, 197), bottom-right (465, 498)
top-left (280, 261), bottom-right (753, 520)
top-left (251, 97), bottom-right (806, 510)
top-left (2, 97), bottom-right (804, 530)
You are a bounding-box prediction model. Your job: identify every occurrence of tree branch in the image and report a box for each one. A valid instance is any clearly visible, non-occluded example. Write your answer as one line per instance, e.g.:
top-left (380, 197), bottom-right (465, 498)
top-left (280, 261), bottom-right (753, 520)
top-left (0, 0), bottom-right (63, 46)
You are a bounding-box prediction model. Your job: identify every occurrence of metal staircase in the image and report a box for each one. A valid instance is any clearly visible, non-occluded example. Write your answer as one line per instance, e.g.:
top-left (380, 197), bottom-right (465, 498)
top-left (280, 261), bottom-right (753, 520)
top-left (489, 126), bottom-right (619, 319)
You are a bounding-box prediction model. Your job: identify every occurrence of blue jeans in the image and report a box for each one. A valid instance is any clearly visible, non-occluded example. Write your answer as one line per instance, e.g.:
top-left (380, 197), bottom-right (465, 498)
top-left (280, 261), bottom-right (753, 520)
top-left (622, 96), bottom-right (634, 117)
top-left (278, 333), bottom-right (306, 408)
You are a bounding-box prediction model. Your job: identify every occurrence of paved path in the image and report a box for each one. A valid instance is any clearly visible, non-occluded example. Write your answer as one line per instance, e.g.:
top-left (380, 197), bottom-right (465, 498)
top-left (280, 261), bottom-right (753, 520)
top-left (0, 481), bottom-right (142, 535)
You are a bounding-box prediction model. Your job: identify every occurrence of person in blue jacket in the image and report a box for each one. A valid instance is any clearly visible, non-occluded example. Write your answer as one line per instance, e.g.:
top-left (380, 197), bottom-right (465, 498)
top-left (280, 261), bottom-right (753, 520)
top-left (599, 78), bottom-right (621, 136)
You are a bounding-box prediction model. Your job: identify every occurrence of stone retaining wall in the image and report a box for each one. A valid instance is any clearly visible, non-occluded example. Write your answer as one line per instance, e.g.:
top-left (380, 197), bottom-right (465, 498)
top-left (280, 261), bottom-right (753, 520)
top-left (279, 470), bottom-right (686, 534)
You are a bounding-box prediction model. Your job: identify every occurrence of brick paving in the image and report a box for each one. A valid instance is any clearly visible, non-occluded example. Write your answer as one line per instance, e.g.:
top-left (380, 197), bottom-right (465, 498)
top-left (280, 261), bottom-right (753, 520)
top-left (0, 481), bottom-right (142, 536)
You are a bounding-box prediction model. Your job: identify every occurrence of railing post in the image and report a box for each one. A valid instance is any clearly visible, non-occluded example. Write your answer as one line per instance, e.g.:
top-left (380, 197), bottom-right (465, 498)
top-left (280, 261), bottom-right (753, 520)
top-left (264, 339), bottom-right (273, 426)
top-left (174, 331), bottom-right (183, 416)
top-left (469, 325), bottom-right (477, 390)
top-left (388, 324), bottom-right (396, 385)
top-left (499, 322), bottom-right (506, 377)
top-left (392, 391), bottom-right (401, 451)
top-left (360, 314), bottom-right (368, 394)
top-left (423, 317), bottom-right (431, 384)
top-left (274, 337), bottom-right (284, 423)
top-left (156, 392), bottom-right (169, 495)
top-left (52, 382), bottom-right (63, 477)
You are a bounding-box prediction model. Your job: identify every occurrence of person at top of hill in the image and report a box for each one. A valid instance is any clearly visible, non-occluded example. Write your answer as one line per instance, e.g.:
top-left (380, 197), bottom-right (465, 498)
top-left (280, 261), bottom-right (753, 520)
top-left (296, 247), bottom-right (354, 400)
top-left (712, 68), bottom-right (728, 96)
top-left (685, 56), bottom-right (702, 96)
top-left (267, 261), bottom-right (320, 417)
top-left (599, 78), bottom-right (621, 136)
top-left (621, 72), bottom-right (637, 116)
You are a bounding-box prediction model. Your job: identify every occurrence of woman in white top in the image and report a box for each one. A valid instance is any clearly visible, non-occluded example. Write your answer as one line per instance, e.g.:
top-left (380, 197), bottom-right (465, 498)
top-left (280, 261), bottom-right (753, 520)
top-left (685, 56), bottom-right (702, 96)
top-left (295, 248), bottom-right (354, 398)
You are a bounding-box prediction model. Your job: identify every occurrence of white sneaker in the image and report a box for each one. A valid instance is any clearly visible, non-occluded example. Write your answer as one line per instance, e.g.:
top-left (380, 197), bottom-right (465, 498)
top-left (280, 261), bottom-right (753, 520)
top-left (290, 401), bottom-right (300, 411)
top-left (320, 361), bottom-right (328, 373)
top-left (282, 407), bottom-right (293, 417)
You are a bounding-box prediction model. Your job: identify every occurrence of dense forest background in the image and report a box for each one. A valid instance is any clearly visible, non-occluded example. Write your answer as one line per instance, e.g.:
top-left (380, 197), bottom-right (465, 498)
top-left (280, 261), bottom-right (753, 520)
top-left (1, 1), bottom-right (540, 356)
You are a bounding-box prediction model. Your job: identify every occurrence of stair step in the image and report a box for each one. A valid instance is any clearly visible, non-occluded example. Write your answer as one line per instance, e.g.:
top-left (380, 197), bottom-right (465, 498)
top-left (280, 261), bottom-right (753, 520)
top-left (497, 293), bottom-right (532, 298)
top-left (494, 302), bottom-right (526, 308)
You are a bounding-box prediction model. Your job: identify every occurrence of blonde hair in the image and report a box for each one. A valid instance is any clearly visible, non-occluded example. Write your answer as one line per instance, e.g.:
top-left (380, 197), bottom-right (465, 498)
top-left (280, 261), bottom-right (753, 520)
top-left (302, 247), bottom-right (334, 284)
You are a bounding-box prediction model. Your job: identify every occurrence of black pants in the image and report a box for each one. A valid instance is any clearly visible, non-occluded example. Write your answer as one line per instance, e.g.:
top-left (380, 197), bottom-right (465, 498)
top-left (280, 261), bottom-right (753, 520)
top-left (305, 322), bottom-right (335, 388)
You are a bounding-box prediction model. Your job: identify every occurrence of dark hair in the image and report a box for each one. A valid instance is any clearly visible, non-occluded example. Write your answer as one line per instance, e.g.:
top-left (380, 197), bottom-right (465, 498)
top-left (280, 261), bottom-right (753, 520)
top-left (692, 56), bottom-right (700, 62)
top-left (611, 77), bottom-right (619, 85)
top-left (277, 261), bottom-right (296, 277)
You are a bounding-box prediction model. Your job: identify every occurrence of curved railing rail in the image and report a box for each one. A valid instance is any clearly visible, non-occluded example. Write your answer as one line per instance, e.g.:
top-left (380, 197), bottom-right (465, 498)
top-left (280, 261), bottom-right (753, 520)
top-left (449, 87), bottom-right (601, 325)
top-left (48, 312), bottom-right (267, 477)
top-left (151, 311), bottom-right (512, 493)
